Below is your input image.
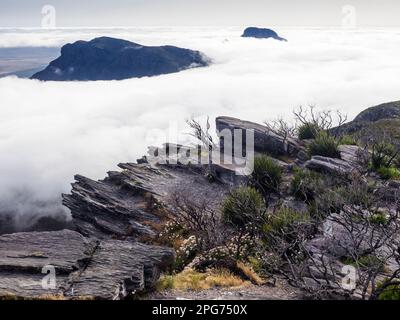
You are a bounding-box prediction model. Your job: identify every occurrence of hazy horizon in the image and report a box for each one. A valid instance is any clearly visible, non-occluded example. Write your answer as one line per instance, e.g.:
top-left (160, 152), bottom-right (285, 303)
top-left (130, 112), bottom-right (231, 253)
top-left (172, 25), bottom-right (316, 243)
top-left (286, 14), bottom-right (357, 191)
top-left (1, 0), bottom-right (400, 28)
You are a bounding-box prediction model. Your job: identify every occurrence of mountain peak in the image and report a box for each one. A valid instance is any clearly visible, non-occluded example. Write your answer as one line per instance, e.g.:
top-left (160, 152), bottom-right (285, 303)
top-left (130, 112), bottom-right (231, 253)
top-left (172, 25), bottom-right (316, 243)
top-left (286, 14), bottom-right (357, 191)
top-left (32, 37), bottom-right (209, 81)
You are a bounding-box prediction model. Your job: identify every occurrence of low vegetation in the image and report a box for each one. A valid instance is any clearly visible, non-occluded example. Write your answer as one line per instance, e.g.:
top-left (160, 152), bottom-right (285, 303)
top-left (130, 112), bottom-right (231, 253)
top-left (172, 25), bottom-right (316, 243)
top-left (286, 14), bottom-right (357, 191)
top-left (297, 122), bottom-right (319, 140)
top-left (252, 155), bottom-right (282, 194)
top-left (263, 207), bottom-right (311, 243)
top-left (376, 166), bottom-right (400, 180)
top-left (156, 269), bottom-right (248, 291)
top-left (291, 167), bottom-right (323, 202)
top-left (222, 186), bottom-right (266, 227)
top-left (339, 135), bottom-right (358, 146)
top-left (377, 281), bottom-right (400, 300)
top-left (307, 132), bottom-right (341, 158)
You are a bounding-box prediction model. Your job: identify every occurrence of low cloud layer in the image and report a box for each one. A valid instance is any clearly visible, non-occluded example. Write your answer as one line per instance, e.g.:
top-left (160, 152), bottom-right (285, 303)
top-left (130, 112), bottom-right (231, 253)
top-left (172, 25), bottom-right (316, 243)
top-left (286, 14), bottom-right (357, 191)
top-left (1, 27), bottom-right (400, 231)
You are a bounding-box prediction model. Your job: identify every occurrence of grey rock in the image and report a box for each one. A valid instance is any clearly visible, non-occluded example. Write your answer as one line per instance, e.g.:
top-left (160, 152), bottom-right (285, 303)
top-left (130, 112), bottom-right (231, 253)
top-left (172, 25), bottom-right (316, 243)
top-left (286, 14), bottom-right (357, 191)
top-left (297, 150), bottom-right (309, 162)
top-left (0, 230), bottom-right (174, 299)
top-left (338, 145), bottom-right (367, 168)
top-left (388, 180), bottom-right (400, 189)
top-left (305, 156), bottom-right (355, 175)
top-left (67, 240), bottom-right (174, 299)
top-left (306, 211), bottom-right (374, 258)
top-left (281, 197), bottom-right (309, 214)
top-left (216, 116), bottom-right (302, 157)
top-left (63, 162), bottom-right (230, 240)
top-left (375, 183), bottom-right (400, 202)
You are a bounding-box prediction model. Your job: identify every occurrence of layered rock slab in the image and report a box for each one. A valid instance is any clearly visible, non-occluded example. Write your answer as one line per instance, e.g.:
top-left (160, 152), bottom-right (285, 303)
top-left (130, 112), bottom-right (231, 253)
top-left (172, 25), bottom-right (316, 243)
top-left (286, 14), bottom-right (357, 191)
top-left (0, 230), bottom-right (174, 299)
top-left (63, 163), bottom-right (230, 240)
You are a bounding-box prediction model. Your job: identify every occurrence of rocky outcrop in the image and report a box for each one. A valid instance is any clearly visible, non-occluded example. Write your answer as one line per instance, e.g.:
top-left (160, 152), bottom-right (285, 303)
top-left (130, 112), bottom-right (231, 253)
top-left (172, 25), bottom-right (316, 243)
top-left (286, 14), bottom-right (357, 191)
top-left (331, 101), bottom-right (400, 140)
top-left (353, 101), bottom-right (400, 123)
top-left (305, 156), bottom-right (355, 176)
top-left (63, 162), bottom-right (230, 240)
top-left (338, 145), bottom-right (365, 166)
top-left (216, 116), bottom-right (302, 157)
top-left (31, 37), bottom-right (209, 81)
top-left (242, 27), bottom-right (287, 41)
top-left (0, 230), bottom-right (174, 299)
top-left (304, 145), bottom-right (366, 176)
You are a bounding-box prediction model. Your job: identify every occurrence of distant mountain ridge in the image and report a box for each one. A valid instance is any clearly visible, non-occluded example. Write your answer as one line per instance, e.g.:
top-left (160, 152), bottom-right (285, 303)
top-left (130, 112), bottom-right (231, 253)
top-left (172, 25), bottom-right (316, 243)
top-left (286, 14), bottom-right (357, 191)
top-left (31, 37), bottom-right (209, 81)
top-left (241, 27), bottom-right (287, 41)
top-left (332, 100), bottom-right (400, 143)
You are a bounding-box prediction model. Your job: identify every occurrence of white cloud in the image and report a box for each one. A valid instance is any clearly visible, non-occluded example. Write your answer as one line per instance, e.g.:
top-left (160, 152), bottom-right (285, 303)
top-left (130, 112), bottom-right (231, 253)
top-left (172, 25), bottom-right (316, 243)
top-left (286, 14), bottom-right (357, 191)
top-left (0, 27), bottom-right (400, 228)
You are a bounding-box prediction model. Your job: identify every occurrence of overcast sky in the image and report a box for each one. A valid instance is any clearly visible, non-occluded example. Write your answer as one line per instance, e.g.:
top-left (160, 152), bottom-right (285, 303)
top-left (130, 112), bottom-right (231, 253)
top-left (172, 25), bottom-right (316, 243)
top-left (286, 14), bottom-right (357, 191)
top-left (0, 0), bottom-right (399, 28)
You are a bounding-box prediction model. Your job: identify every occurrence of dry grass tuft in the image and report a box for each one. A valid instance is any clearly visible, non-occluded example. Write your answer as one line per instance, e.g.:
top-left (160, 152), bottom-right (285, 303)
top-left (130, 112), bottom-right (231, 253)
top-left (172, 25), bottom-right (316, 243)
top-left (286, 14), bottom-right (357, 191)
top-left (157, 268), bottom-right (249, 291)
top-left (236, 261), bottom-right (264, 285)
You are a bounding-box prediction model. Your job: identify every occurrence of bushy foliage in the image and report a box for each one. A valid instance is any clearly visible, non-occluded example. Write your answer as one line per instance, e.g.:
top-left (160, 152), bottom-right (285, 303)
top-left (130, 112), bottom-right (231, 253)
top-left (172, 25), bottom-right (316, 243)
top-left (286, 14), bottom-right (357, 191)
top-left (369, 212), bottom-right (389, 225)
top-left (357, 255), bottom-right (385, 271)
top-left (222, 187), bottom-right (266, 227)
top-left (307, 132), bottom-right (341, 158)
top-left (252, 155), bottom-right (282, 194)
top-left (338, 179), bottom-right (374, 206)
top-left (263, 207), bottom-right (311, 243)
top-left (342, 254), bottom-right (385, 272)
top-left (291, 167), bottom-right (323, 202)
top-left (339, 135), bottom-right (358, 146)
top-left (297, 122), bottom-right (320, 140)
top-left (371, 142), bottom-right (397, 170)
top-left (311, 178), bottom-right (374, 219)
top-left (378, 281), bottom-right (400, 300)
top-left (376, 166), bottom-right (400, 180)
top-left (173, 235), bottom-right (200, 271)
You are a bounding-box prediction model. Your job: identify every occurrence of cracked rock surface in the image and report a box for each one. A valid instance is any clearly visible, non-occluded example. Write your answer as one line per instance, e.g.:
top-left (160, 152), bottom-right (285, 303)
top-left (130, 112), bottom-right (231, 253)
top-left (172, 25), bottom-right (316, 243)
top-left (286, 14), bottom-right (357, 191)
top-left (0, 230), bottom-right (174, 299)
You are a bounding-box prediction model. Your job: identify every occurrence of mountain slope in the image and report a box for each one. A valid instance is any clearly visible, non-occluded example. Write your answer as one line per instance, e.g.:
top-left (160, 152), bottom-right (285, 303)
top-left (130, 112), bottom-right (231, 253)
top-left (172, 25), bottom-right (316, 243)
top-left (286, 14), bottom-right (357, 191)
top-left (31, 37), bottom-right (209, 81)
top-left (333, 100), bottom-right (400, 142)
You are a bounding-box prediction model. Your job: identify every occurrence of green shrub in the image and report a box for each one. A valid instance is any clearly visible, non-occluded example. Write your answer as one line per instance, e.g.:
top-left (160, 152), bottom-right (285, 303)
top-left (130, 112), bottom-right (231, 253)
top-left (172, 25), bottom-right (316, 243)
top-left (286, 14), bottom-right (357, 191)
top-left (378, 281), bottom-right (400, 300)
top-left (376, 166), bottom-right (400, 180)
top-left (358, 255), bottom-right (384, 271)
top-left (297, 123), bottom-right (320, 140)
top-left (369, 212), bottom-right (388, 225)
top-left (263, 207), bottom-right (310, 240)
top-left (252, 155), bottom-right (282, 194)
top-left (339, 135), bottom-right (357, 146)
top-left (291, 167), bottom-right (322, 202)
top-left (342, 254), bottom-right (384, 272)
top-left (335, 179), bottom-right (374, 208)
top-left (371, 142), bottom-right (397, 170)
top-left (222, 187), bottom-right (266, 227)
top-left (308, 132), bottom-right (341, 158)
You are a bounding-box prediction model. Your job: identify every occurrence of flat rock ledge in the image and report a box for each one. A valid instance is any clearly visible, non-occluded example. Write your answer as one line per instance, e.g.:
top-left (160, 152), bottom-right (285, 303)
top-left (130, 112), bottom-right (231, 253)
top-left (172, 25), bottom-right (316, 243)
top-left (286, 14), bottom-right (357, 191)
top-left (216, 116), bottom-right (303, 157)
top-left (305, 156), bottom-right (356, 176)
top-left (0, 230), bottom-right (174, 299)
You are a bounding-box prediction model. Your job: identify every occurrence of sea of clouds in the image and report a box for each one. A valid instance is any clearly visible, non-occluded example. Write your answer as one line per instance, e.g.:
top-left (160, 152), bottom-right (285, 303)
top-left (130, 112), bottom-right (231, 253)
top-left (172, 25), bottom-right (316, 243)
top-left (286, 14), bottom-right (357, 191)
top-left (1, 26), bottom-right (400, 229)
